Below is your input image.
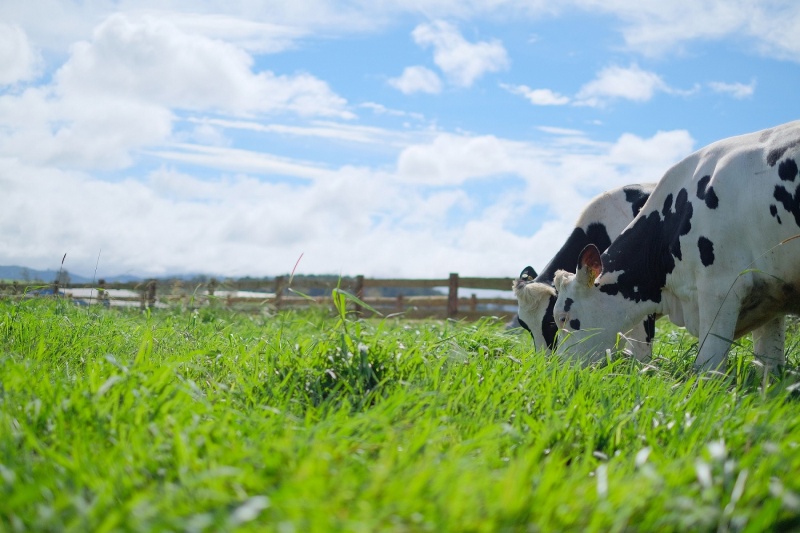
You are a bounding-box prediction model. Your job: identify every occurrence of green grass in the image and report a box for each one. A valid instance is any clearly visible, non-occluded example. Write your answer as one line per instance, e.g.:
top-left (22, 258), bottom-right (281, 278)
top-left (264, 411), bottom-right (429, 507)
top-left (2, 298), bottom-right (800, 532)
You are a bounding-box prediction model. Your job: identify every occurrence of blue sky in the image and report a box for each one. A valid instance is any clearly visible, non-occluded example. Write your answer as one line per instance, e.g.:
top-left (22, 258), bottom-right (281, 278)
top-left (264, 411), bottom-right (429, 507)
top-left (1, 1), bottom-right (799, 280)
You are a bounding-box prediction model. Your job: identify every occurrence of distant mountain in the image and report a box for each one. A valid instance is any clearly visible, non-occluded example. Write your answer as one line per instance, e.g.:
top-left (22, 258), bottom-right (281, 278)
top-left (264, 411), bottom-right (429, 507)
top-left (95, 273), bottom-right (143, 283)
top-left (0, 265), bottom-right (141, 284)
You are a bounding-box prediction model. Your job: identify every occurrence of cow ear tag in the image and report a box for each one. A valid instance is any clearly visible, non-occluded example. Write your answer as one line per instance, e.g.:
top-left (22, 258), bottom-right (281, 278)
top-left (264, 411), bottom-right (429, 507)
top-left (578, 244), bottom-right (603, 287)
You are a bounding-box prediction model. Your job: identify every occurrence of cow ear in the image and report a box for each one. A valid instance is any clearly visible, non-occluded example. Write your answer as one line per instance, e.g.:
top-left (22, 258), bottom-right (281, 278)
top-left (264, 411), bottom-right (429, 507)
top-left (553, 269), bottom-right (571, 293)
top-left (520, 266), bottom-right (537, 280)
top-left (576, 244), bottom-right (603, 287)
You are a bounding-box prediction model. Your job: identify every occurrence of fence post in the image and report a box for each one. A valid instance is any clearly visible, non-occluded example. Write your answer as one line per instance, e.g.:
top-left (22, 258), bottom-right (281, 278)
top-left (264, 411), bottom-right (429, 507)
top-left (170, 279), bottom-right (184, 307)
top-left (98, 279), bottom-right (109, 307)
top-left (354, 275), bottom-right (364, 316)
top-left (207, 278), bottom-right (217, 307)
top-left (447, 273), bottom-right (459, 318)
top-left (147, 280), bottom-right (157, 308)
top-left (470, 293), bottom-right (478, 313)
top-left (274, 276), bottom-right (284, 309)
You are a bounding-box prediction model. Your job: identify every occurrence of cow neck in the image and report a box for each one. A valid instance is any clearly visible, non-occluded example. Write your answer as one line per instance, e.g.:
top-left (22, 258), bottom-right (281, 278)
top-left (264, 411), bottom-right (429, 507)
top-left (535, 223), bottom-right (612, 285)
top-left (598, 187), bottom-right (695, 308)
top-left (597, 217), bottom-right (671, 306)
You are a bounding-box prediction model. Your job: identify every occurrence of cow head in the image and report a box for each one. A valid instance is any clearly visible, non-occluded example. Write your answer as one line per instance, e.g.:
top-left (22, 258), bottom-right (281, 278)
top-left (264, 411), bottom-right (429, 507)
top-left (513, 266), bottom-right (559, 351)
top-left (552, 244), bottom-right (638, 365)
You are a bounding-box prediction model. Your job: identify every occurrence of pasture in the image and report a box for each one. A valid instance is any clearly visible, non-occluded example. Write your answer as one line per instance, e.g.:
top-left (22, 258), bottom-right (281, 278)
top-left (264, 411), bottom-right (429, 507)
top-left (2, 296), bottom-right (800, 531)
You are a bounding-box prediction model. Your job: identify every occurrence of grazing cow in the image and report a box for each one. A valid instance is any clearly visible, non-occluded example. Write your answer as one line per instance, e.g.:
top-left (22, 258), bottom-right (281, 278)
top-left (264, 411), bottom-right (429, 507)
top-left (553, 121), bottom-right (800, 374)
top-left (513, 183), bottom-right (657, 360)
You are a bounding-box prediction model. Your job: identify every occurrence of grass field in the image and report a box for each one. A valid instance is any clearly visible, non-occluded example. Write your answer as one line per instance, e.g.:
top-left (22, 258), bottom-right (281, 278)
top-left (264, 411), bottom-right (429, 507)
top-left (2, 296), bottom-right (800, 532)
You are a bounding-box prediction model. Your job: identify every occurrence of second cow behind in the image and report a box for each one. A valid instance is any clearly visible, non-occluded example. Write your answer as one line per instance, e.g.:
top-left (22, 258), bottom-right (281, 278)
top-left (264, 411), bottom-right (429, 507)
top-left (514, 183), bottom-right (656, 361)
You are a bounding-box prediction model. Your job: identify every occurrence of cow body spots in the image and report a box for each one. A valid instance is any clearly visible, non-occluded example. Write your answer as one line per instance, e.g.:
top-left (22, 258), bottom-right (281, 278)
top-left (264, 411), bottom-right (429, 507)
top-left (779, 158), bottom-right (798, 182)
top-left (600, 188), bottom-right (694, 304)
top-left (773, 160), bottom-right (800, 228)
top-left (696, 175), bottom-right (719, 209)
top-left (541, 295), bottom-right (558, 349)
top-left (698, 236), bottom-right (715, 266)
top-left (667, 189), bottom-right (693, 261)
top-left (770, 204), bottom-right (783, 224)
top-left (623, 186), bottom-right (650, 217)
top-left (774, 184), bottom-right (800, 227)
top-left (569, 319), bottom-right (581, 330)
top-left (644, 315), bottom-right (656, 344)
top-left (768, 139), bottom-right (800, 166)
top-left (662, 193), bottom-right (673, 216)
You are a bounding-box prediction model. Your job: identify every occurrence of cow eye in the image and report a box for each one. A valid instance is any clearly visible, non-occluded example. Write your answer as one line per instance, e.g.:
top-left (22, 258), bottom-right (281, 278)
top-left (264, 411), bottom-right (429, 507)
top-left (556, 313), bottom-right (568, 327)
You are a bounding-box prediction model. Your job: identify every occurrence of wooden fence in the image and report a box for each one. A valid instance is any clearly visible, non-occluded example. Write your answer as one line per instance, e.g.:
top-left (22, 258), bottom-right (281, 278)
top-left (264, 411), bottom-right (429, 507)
top-left (1, 273), bottom-right (519, 321)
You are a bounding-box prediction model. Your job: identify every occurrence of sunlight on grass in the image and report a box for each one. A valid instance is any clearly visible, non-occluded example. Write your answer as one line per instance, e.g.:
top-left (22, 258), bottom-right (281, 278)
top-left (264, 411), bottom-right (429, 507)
top-left (1, 299), bottom-right (799, 531)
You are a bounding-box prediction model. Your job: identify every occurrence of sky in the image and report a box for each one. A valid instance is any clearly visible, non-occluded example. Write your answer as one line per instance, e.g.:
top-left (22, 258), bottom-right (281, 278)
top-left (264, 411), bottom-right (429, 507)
top-left (1, 1), bottom-right (799, 281)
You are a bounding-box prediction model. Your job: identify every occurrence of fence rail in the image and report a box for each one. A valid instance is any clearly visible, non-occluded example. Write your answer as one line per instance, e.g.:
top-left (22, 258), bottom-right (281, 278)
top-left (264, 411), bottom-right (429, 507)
top-left (0, 273), bottom-right (519, 321)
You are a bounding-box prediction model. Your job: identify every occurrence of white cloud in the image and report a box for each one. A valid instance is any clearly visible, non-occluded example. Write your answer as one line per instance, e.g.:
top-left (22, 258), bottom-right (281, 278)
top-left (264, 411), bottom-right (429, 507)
top-left (0, 88), bottom-right (174, 170)
top-left (147, 144), bottom-right (337, 181)
top-left (575, 64), bottom-right (668, 107)
top-left (57, 14), bottom-right (351, 118)
top-left (9, 1), bottom-right (793, 283)
top-left (0, 24), bottom-right (41, 85)
top-left (0, 127), bottom-right (695, 279)
top-left (708, 80), bottom-right (756, 99)
top-left (605, 2), bottom-right (748, 56)
top-left (537, 126), bottom-right (585, 136)
top-left (749, 6), bottom-right (800, 62)
top-left (573, 0), bottom-right (800, 61)
top-left (412, 20), bottom-right (509, 87)
top-left (184, 122), bottom-right (231, 147)
top-left (608, 130), bottom-right (695, 168)
top-left (0, 1), bottom-right (385, 55)
top-left (162, 12), bottom-right (306, 54)
top-left (395, 128), bottom-right (692, 201)
top-left (388, 66), bottom-right (443, 94)
top-left (501, 83), bottom-right (570, 105)
top-left (396, 134), bottom-right (533, 185)
top-left (5, 1), bottom-right (800, 67)
top-left (185, 117), bottom-right (425, 148)
top-left (0, 13), bottom-right (354, 171)
top-left (359, 102), bottom-right (426, 121)
top-left (0, 158), bottom-right (382, 277)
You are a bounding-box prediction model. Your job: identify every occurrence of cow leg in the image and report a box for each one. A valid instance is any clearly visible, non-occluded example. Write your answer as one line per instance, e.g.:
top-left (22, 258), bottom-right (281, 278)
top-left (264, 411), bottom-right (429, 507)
top-left (752, 316), bottom-right (785, 376)
top-left (694, 296), bottom-right (739, 373)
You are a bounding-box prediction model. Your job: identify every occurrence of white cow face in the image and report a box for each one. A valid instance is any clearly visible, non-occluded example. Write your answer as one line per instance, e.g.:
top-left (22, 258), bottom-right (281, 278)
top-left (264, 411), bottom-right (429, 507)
top-left (552, 245), bottom-right (636, 365)
top-left (514, 274), bottom-right (557, 351)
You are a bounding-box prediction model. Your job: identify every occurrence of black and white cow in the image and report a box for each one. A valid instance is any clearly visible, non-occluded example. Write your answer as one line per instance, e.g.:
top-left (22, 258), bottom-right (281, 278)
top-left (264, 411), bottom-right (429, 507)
top-left (514, 183), bottom-right (656, 361)
top-left (553, 121), bottom-right (800, 373)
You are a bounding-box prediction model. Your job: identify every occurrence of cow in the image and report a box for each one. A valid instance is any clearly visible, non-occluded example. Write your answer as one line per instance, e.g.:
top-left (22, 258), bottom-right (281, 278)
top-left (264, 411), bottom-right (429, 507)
top-left (513, 183), bottom-right (657, 361)
top-left (552, 121), bottom-right (800, 374)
